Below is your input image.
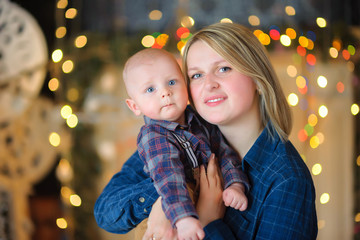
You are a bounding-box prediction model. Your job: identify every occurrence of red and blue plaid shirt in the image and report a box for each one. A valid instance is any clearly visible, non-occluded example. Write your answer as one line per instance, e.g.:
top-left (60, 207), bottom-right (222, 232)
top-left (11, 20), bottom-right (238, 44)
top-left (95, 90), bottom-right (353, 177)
top-left (137, 106), bottom-right (249, 226)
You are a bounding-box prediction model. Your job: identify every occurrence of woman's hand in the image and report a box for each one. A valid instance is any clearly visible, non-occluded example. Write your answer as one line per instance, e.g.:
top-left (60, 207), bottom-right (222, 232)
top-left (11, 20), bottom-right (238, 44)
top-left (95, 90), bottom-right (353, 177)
top-left (142, 197), bottom-right (177, 240)
top-left (196, 154), bottom-right (225, 227)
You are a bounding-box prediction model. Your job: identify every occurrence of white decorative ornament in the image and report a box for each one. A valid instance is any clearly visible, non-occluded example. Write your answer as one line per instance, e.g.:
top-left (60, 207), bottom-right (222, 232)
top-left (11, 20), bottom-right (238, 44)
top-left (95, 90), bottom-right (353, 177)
top-left (0, 0), bottom-right (48, 122)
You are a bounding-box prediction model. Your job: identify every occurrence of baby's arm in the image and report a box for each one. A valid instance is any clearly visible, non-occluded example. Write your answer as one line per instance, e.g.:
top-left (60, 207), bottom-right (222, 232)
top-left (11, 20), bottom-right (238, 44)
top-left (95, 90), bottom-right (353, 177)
top-left (223, 182), bottom-right (248, 211)
top-left (176, 217), bottom-right (205, 240)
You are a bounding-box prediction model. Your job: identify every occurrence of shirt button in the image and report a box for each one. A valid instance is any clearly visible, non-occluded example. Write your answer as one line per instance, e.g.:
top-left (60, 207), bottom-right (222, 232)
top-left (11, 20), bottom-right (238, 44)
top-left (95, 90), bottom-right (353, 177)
top-left (139, 197), bottom-right (145, 203)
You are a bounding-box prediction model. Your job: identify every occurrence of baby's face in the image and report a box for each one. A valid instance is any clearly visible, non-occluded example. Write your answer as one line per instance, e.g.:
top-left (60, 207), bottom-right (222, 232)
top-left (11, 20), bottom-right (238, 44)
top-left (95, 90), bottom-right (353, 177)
top-left (125, 53), bottom-right (188, 123)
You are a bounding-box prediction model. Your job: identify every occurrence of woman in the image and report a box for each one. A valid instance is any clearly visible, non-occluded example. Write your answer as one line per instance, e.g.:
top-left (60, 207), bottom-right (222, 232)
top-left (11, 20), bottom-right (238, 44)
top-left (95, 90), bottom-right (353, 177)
top-left (94, 22), bottom-right (318, 239)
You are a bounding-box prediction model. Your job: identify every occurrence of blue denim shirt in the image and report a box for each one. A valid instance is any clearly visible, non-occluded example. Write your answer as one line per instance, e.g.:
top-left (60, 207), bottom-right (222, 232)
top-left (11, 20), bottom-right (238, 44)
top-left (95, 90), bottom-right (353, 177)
top-left (94, 125), bottom-right (318, 239)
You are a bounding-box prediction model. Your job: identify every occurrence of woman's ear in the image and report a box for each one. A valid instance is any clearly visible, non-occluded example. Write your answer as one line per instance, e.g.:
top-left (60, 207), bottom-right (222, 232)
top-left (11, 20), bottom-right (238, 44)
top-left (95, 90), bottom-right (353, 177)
top-left (125, 99), bottom-right (142, 116)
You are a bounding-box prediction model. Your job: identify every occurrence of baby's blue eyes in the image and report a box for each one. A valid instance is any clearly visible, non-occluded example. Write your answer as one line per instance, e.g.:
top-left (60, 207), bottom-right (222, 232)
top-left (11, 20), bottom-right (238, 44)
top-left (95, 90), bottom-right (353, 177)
top-left (169, 80), bottom-right (176, 86)
top-left (146, 87), bottom-right (154, 93)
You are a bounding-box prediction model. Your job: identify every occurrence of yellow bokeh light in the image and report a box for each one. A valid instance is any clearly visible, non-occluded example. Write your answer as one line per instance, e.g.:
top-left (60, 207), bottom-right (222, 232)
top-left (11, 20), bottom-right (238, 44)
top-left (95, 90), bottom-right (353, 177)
top-left (357, 155), bottom-right (360, 166)
top-left (286, 28), bottom-right (296, 39)
top-left (61, 105), bottom-right (72, 119)
top-left (307, 39), bottom-right (314, 50)
top-left (317, 75), bottom-right (328, 88)
top-left (149, 10), bottom-right (162, 20)
top-left (320, 193), bottom-right (330, 204)
top-left (286, 65), bottom-right (297, 77)
top-left (55, 26), bottom-right (67, 38)
top-left (75, 35), bottom-right (87, 48)
top-left (312, 163), bottom-right (322, 175)
top-left (66, 114), bottom-right (79, 128)
top-left (310, 136), bottom-right (320, 148)
top-left (62, 60), bottom-right (74, 73)
top-left (355, 213), bottom-right (360, 222)
top-left (308, 114), bottom-right (318, 126)
top-left (56, 218), bottom-right (68, 229)
top-left (298, 36), bottom-right (309, 48)
top-left (181, 16), bottom-right (194, 27)
top-left (49, 132), bottom-right (61, 147)
top-left (285, 6), bottom-right (296, 16)
top-left (258, 33), bottom-right (271, 45)
top-left (318, 105), bottom-right (328, 118)
top-left (287, 93), bottom-right (299, 106)
top-left (65, 8), bottom-right (77, 19)
top-left (316, 17), bottom-right (327, 28)
top-left (70, 194), bottom-right (82, 207)
top-left (52, 49), bottom-right (63, 63)
top-left (280, 35), bottom-right (291, 47)
top-left (142, 35), bottom-right (155, 48)
top-left (248, 15), bottom-right (260, 26)
top-left (296, 76), bottom-right (307, 88)
top-left (57, 0), bottom-right (68, 9)
top-left (220, 18), bottom-right (233, 23)
top-left (351, 103), bottom-right (360, 115)
top-left (329, 47), bottom-right (338, 58)
top-left (48, 78), bottom-right (59, 91)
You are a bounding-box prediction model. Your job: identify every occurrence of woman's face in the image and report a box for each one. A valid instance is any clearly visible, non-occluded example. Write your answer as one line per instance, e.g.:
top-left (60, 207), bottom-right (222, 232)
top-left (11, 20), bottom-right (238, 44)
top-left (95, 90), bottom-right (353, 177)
top-left (186, 40), bottom-right (259, 126)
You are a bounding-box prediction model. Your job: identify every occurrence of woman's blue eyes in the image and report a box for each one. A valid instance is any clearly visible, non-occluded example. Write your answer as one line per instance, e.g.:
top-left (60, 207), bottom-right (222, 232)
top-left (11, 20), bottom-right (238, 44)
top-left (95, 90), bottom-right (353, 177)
top-left (219, 66), bottom-right (231, 72)
top-left (191, 73), bottom-right (201, 79)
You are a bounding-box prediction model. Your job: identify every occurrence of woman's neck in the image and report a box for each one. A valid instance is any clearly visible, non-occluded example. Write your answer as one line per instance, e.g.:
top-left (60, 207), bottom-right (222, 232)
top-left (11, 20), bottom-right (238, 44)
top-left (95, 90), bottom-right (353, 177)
top-left (218, 115), bottom-right (262, 159)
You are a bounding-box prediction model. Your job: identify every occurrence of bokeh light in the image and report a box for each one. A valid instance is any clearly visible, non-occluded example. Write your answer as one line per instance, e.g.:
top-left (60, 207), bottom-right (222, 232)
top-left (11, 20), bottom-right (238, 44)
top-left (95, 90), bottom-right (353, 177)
top-left (308, 114), bottom-right (318, 126)
top-left (48, 78), bottom-right (59, 91)
top-left (312, 163), bottom-right (322, 175)
top-left (286, 28), bottom-right (297, 39)
top-left (280, 35), bottom-right (291, 46)
top-left (142, 35), bottom-right (155, 48)
top-left (61, 105), bottom-right (72, 119)
top-left (310, 136), bottom-right (320, 148)
top-left (317, 75), bottom-right (328, 88)
top-left (329, 47), bottom-right (339, 58)
top-left (287, 65), bottom-right (297, 77)
top-left (49, 132), bottom-right (61, 147)
top-left (296, 76), bottom-right (307, 88)
top-left (52, 49), bottom-right (63, 63)
top-left (56, 218), bottom-right (68, 229)
top-left (70, 194), bottom-right (82, 207)
top-left (149, 10), bottom-right (162, 20)
top-left (320, 193), bottom-right (330, 204)
top-left (287, 93), bottom-right (299, 106)
top-left (181, 16), bottom-right (195, 27)
top-left (66, 114), bottom-right (78, 128)
top-left (75, 35), bottom-right (87, 48)
top-left (220, 18), bottom-right (233, 23)
top-left (318, 105), bottom-right (328, 118)
top-left (351, 103), bottom-right (360, 115)
top-left (316, 17), bottom-right (327, 28)
top-left (285, 6), bottom-right (296, 16)
top-left (248, 15), bottom-right (260, 26)
top-left (65, 8), bottom-right (77, 19)
top-left (56, 26), bottom-right (67, 38)
top-left (62, 60), bottom-right (74, 73)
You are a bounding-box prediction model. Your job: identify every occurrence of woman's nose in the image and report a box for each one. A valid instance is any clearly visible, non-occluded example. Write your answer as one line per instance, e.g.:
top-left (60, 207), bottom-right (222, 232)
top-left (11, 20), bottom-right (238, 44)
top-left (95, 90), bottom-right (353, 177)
top-left (204, 74), bottom-right (219, 90)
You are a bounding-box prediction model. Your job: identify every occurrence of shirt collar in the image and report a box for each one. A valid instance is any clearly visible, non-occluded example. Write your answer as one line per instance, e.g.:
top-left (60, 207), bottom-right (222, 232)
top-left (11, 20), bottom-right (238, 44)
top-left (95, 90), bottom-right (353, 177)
top-left (242, 122), bottom-right (281, 172)
top-left (143, 105), bottom-right (197, 131)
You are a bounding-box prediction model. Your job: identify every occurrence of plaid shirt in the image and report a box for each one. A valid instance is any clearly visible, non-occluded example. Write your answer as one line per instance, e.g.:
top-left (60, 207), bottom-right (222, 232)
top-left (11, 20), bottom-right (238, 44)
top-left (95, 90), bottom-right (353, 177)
top-left (203, 124), bottom-right (318, 239)
top-left (137, 106), bottom-right (248, 226)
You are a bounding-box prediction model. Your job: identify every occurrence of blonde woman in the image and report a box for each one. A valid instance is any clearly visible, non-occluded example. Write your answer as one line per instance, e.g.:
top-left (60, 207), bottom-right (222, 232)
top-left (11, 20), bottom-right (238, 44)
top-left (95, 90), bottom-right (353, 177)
top-left (95, 23), bottom-right (318, 240)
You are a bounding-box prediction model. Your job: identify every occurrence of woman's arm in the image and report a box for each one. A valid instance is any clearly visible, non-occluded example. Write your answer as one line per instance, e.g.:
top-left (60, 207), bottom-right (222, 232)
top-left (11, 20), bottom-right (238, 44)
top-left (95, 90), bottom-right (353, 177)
top-left (94, 151), bottom-right (159, 234)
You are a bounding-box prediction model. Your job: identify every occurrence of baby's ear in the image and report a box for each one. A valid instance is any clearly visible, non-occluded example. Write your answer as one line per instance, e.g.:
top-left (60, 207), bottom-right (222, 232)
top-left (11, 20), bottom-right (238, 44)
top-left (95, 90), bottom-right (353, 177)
top-left (125, 99), bottom-right (142, 116)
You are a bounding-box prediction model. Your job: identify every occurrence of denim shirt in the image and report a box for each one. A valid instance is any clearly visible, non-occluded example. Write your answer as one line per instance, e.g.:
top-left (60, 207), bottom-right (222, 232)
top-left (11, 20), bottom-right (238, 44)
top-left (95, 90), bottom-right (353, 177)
top-left (94, 124), bottom-right (318, 239)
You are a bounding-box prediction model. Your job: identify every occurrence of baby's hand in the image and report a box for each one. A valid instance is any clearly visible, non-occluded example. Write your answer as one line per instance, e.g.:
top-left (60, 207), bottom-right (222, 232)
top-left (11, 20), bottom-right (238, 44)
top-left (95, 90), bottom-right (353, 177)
top-left (175, 217), bottom-right (205, 240)
top-left (223, 182), bottom-right (248, 211)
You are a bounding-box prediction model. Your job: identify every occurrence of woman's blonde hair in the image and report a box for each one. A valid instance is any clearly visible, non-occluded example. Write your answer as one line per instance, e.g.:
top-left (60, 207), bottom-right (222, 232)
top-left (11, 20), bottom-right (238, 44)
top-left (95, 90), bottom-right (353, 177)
top-left (182, 22), bottom-right (292, 141)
